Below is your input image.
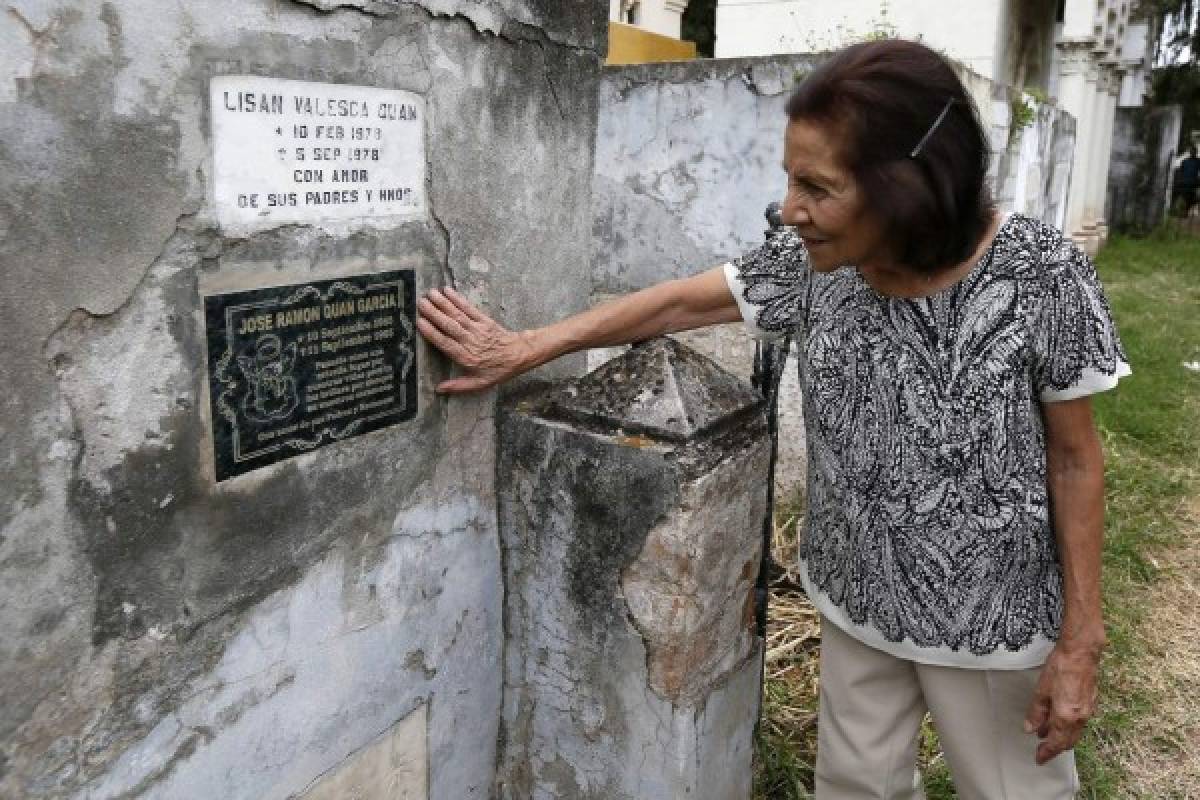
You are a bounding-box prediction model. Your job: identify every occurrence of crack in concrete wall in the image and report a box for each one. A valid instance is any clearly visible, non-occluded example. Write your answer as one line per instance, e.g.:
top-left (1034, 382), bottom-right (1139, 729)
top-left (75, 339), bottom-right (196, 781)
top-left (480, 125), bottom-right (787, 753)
top-left (286, 0), bottom-right (605, 54)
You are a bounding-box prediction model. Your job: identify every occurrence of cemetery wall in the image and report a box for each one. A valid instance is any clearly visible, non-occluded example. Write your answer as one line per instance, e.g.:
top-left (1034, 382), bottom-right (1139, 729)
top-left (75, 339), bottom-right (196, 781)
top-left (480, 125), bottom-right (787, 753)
top-left (0, 2), bottom-right (603, 797)
top-left (1107, 104), bottom-right (1184, 232)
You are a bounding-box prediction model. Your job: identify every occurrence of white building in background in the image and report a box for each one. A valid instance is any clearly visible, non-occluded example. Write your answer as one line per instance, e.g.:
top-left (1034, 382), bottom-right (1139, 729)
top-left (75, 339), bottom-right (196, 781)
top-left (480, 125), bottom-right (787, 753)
top-left (715, 0), bottom-right (1157, 253)
top-left (716, 0), bottom-right (1058, 88)
top-left (609, 0), bottom-right (691, 40)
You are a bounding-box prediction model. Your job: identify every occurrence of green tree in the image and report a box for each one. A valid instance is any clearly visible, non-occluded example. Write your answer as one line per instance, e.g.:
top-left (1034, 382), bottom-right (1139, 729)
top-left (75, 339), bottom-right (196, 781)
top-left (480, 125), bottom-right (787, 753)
top-left (1143, 0), bottom-right (1199, 63)
top-left (1142, 0), bottom-right (1198, 148)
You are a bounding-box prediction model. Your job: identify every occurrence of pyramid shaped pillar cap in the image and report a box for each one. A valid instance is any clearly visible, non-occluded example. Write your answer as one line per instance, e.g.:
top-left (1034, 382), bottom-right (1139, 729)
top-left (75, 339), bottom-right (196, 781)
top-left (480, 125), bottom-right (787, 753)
top-left (542, 337), bottom-right (762, 443)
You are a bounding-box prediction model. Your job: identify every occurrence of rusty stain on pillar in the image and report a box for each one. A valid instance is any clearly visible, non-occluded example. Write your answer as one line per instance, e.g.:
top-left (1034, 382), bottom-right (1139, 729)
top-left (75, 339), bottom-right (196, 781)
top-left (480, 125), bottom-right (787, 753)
top-left (496, 337), bottom-right (769, 800)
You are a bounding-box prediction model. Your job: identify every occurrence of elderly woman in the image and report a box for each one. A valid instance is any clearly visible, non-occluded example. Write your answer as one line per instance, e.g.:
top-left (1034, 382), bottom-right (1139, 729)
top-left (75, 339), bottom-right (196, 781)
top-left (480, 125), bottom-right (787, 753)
top-left (418, 39), bottom-right (1128, 798)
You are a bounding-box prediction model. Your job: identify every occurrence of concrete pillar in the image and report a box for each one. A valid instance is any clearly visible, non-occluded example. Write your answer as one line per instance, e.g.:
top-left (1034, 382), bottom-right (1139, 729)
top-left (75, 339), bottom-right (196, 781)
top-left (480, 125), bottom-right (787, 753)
top-left (1072, 55), bottom-right (1108, 252)
top-left (1056, 39), bottom-right (1097, 248)
top-left (663, 0), bottom-right (690, 39)
top-left (621, 0), bottom-right (690, 39)
top-left (1082, 57), bottom-right (1112, 221)
top-left (1057, 0), bottom-right (1102, 249)
top-left (1091, 65), bottom-right (1122, 243)
top-left (497, 337), bottom-right (769, 800)
top-left (1060, 0), bottom-right (1096, 40)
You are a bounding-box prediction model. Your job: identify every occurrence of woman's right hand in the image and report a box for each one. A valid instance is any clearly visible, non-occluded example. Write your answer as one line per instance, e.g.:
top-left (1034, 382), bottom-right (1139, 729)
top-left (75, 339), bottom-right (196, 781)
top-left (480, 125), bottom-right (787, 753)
top-left (416, 286), bottom-right (537, 394)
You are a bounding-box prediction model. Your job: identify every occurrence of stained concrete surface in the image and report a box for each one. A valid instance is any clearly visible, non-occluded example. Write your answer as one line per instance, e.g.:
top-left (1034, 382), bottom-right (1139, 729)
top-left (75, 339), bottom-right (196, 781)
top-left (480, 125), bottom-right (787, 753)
top-left (497, 339), bottom-right (768, 799)
top-left (0, 1), bottom-right (602, 797)
top-left (548, 338), bottom-right (761, 442)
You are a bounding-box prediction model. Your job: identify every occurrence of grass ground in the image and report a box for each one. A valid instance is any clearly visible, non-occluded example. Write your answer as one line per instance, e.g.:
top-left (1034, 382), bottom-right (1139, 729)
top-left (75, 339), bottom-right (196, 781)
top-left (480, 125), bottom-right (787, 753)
top-left (752, 226), bottom-right (1200, 799)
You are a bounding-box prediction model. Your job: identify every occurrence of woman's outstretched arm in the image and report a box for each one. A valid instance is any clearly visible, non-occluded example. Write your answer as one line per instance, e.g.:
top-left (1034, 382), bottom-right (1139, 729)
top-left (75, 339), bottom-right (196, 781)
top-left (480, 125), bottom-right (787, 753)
top-left (416, 266), bottom-right (742, 394)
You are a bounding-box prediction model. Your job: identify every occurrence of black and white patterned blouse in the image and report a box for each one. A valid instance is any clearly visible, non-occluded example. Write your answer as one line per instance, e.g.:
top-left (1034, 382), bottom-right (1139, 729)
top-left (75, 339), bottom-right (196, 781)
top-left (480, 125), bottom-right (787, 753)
top-left (724, 213), bottom-right (1130, 668)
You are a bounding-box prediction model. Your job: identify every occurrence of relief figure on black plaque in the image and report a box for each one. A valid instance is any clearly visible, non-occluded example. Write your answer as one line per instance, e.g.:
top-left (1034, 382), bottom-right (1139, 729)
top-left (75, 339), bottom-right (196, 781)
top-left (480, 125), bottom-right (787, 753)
top-left (238, 334), bottom-right (299, 422)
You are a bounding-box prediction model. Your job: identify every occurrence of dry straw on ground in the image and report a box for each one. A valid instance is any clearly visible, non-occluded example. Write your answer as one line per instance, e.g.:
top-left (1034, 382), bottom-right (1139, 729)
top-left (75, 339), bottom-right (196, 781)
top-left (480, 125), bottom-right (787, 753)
top-left (761, 507), bottom-right (821, 739)
top-left (1119, 492), bottom-right (1200, 798)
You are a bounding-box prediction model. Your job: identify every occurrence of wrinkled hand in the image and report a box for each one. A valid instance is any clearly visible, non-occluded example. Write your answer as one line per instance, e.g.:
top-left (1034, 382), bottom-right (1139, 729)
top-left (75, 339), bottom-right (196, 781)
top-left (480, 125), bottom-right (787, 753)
top-left (416, 286), bottom-right (534, 393)
top-left (1023, 640), bottom-right (1102, 765)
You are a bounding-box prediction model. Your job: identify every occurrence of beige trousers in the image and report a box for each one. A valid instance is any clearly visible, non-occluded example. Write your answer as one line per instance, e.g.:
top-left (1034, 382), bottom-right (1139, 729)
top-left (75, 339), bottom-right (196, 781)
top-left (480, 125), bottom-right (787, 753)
top-left (815, 617), bottom-right (1079, 800)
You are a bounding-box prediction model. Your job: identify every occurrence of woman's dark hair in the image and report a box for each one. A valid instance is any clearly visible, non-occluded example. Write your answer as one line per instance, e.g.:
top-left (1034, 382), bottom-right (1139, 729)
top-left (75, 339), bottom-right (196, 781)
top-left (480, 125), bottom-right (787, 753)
top-left (786, 39), bottom-right (994, 274)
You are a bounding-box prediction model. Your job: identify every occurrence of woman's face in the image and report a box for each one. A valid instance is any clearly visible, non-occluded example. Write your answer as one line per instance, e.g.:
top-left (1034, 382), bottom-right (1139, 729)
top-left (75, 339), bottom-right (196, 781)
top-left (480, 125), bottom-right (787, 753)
top-left (781, 118), bottom-right (890, 273)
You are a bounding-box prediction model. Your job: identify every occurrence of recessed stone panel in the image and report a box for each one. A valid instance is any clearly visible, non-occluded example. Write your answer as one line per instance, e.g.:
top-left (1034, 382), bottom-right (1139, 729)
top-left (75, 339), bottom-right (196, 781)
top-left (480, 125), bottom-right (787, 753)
top-left (300, 702), bottom-right (428, 800)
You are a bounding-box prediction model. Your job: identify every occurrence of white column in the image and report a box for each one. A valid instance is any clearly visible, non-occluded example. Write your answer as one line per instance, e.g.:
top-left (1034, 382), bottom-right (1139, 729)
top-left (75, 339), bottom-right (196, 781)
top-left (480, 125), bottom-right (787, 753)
top-left (1092, 66), bottom-right (1122, 242)
top-left (1056, 0), bottom-right (1103, 248)
top-left (1104, 76), bottom-right (1120, 229)
top-left (1099, 72), bottom-right (1113, 225)
top-left (1085, 68), bottom-right (1107, 237)
top-left (1076, 57), bottom-right (1111, 250)
top-left (1060, 0), bottom-right (1096, 39)
top-left (637, 0), bottom-right (689, 39)
top-left (1056, 40), bottom-right (1098, 248)
top-left (664, 0), bottom-right (689, 32)
top-left (1082, 57), bottom-right (1109, 227)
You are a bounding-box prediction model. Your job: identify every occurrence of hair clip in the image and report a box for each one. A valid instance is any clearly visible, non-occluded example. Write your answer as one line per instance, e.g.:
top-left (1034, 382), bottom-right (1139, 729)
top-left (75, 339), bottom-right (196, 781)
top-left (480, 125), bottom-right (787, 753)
top-left (910, 97), bottom-right (956, 159)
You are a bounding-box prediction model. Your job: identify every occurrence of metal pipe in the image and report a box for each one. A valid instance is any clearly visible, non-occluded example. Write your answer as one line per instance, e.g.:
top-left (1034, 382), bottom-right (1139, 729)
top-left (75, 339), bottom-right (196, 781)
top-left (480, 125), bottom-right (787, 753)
top-left (751, 201), bottom-right (790, 642)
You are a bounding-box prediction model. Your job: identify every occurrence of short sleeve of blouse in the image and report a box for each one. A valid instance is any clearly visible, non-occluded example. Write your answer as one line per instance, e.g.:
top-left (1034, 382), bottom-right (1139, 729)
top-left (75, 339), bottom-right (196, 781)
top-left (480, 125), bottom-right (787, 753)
top-left (721, 228), bottom-right (811, 340)
top-left (1033, 239), bottom-right (1131, 402)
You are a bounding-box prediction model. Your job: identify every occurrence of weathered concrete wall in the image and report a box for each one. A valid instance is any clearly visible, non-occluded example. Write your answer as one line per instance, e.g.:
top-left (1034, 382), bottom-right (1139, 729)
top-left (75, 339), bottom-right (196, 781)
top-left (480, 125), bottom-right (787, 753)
top-left (497, 339), bottom-right (767, 800)
top-left (991, 92), bottom-right (1077, 233)
top-left (593, 57), bottom-right (822, 291)
top-left (0, 2), bottom-right (603, 798)
top-left (591, 54), bottom-right (1077, 503)
top-left (1107, 104), bottom-right (1184, 233)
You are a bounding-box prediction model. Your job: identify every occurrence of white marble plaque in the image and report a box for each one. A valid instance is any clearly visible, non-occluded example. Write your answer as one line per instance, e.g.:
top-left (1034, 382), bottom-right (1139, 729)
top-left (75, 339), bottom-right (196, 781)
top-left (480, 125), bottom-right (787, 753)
top-left (211, 76), bottom-right (426, 233)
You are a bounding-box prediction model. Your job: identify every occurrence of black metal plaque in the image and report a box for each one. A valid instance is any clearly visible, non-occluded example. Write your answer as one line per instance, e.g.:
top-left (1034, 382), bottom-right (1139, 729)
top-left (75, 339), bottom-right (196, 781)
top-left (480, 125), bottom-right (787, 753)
top-left (204, 271), bottom-right (417, 481)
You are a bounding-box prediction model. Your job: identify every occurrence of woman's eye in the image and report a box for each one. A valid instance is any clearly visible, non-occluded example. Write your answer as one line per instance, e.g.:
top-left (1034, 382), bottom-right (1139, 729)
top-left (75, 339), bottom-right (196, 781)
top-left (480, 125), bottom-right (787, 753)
top-left (790, 179), bottom-right (828, 200)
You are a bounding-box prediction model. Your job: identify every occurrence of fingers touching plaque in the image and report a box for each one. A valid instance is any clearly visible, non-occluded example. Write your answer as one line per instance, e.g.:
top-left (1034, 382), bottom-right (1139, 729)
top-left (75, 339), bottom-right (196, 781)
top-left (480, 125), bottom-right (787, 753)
top-left (416, 285), bottom-right (526, 394)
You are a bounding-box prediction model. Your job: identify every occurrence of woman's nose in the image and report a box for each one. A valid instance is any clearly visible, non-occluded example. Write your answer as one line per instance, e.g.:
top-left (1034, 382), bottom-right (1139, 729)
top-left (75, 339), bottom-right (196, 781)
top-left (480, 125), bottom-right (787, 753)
top-left (781, 197), bottom-right (809, 227)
